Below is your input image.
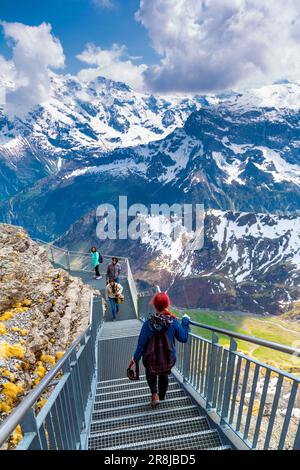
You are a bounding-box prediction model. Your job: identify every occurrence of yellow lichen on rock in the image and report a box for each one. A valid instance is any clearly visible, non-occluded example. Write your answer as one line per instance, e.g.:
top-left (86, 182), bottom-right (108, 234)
top-left (11, 327), bottom-right (28, 336)
top-left (0, 368), bottom-right (16, 381)
top-left (0, 401), bottom-right (11, 413)
top-left (0, 311), bottom-right (13, 321)
top-left (13, 307), bottom-right (29, 314)
top-left (0, 322), bottom-right (7, 335)
top-left (33, 361), bottom-right (46, 385)
top-left (0, 306), bottom-right (29, 322)
top-left (10, 425), bottom-right (23, 446)
top-left (56, 351), bottom-right (64, 361)
top-left (37, 398), bottom-right (47, 409)
top-left (0, 342), bottom-right (25, 360)
top-left (40, 353), bottom-right (55, 366)
top-left (1, 382), bottom-right (24, 413)
top-left (3, 382), bottom-right (24, 401)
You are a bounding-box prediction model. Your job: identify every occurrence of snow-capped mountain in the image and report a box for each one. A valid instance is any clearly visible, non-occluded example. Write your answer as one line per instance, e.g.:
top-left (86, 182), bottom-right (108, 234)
top-left (55, 209), bottom-right (300, 314)
top-left (0, 73), bottom-right (203, 200)
top-left (217, 80), bottom-right (300, 111)
top-left (1, 84), bottom-right (300, 237)
top-left (1, 75), bottom-right (300, 202)
top-left (0, 74), bottom-right (299, 314)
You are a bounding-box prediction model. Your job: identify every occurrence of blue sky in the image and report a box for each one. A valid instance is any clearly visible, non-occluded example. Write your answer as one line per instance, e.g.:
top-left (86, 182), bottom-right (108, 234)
top-left (0, 0), bottom-right (158, 74)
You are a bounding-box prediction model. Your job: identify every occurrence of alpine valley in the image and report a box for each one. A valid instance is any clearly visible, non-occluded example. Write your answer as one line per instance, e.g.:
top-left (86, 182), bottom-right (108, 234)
top-left (0, 74), bottom-right (299, 315)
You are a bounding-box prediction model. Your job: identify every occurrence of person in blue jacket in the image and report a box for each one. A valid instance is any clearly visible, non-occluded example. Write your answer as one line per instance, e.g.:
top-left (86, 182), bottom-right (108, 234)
top-left (90, 246), bottom-right (102, 279)
top-left (133, 292), bottom-right (190, 407)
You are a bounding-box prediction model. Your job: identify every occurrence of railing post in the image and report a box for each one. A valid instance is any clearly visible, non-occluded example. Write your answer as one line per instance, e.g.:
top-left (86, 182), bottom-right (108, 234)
top-left (220, 337), bottom-right (237, 426)
top-left (50, 246), bottom-right (55, 263)
top-left (67, 250), bottom-right (71, 271)
top-left (294, 420), bottom-right (300, 450)
top-left (19, 408), bottom-right (45, 450)
top-left (183, 336), bottom-right (192, 383)
top-left (206, 332), bottom-right (219, 410)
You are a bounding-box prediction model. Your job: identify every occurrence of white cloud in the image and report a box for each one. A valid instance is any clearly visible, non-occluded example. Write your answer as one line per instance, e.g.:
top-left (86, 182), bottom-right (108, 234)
top-left (136, 0), bottom-right (300, 93)
top-left (77, 43), bottom-right (147, 91)
top-left (0, 21), bottom-right (65, 117)
top-left (0, 56), bottom-right (15, 105)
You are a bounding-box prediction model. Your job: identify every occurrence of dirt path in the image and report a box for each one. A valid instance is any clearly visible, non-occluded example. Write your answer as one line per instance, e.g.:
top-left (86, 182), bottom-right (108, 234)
top-left (254, 318), bottom-right (300, 336)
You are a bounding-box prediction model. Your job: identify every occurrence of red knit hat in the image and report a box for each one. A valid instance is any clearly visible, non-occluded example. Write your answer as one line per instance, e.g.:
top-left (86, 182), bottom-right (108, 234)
top-left (151, 292), bottom-right (171, 312)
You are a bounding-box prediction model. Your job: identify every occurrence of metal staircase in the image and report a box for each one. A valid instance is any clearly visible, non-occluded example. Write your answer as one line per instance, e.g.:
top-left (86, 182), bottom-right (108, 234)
top-left (89, 377), bottom-right (229, 450)
top-left (0, 239), bottom-right (300, 451)
top-left (90, 319), bottom-right (230, 450)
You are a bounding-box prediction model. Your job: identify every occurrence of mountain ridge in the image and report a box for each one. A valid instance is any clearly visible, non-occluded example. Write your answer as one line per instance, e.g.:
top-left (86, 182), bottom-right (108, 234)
top-left (0, 75), bottom-right (299, 314)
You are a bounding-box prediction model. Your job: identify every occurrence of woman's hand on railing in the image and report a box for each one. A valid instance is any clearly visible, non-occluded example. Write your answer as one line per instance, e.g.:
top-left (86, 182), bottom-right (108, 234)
top-left (181, 314), bottom-right (190, 326)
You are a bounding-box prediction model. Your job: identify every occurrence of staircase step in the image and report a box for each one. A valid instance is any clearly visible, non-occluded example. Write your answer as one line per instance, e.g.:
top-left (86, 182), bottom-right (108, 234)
top-left (95, 382), bottom-right (181, 401)
top-left (97, 376), bottom-right (146, 386)
top-left (209, 446), bottom-right (232, 451)
top-left (100, 319), bottom-right (142, 339)
top-left (89, 416), bottom-right (209, 450)
top-left (101, 429), bottom-right (223, 450)
top-left (93, 389), bottom-right (185, 410)
top-left (92, 396), bottom-right (193, 421)
top-left (97, 377), bottom-right (178, 393)
top-left (90, 405), bottom-right (200, 434)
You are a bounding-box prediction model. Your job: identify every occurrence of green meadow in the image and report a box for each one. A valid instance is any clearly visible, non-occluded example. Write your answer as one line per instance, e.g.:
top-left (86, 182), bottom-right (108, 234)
top-left (171, 308), bottom-right (300, 374)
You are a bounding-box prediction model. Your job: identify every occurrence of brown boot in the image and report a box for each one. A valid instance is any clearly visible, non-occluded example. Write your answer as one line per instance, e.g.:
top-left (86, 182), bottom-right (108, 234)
top-left (150, 393), bottom-right (160, 407)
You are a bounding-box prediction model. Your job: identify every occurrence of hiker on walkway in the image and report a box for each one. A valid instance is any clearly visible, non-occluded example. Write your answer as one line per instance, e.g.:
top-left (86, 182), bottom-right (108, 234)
top-left (105, 277), bottom-right (124, 321)
top-left (90, 246), bottom-right (102, 279)
top-left (132, 292), bottom-right (190, 406)
top-left (106, 257), bottom-right (121, 284)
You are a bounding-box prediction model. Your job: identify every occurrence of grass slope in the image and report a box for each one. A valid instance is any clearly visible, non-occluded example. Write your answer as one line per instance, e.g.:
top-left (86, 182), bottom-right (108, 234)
top-left (171, 308), bottom-right (300, 374)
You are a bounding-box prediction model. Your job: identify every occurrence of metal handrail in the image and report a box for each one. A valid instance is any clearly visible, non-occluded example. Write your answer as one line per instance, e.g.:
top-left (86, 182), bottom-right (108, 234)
top-left (0, 293), bottom-right (101, 448)
top-left (0, 329), bottom-right (87, 447)
top-left (33, 237), bottom-right (128, 260)
top-left (137, 293), bottom-right (300, 449)
top-left (189, 320), bottom-right (300, 357)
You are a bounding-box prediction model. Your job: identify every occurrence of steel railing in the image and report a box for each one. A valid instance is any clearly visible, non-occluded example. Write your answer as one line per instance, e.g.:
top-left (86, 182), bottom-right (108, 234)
top-left (34, 238), bottom-right (129, 277)
top-left (137, 297), bottom-right (300, 450)
top-left (0, 236), bottom-right (139, 449)
top-left (0, 294), bottom-right (104, 450)
top-left (126, 258), bottom-right (138, 318)
top-left (175, 320), bottom-right (300, 450)
top-left (3, 228), bottom-right (299, 450)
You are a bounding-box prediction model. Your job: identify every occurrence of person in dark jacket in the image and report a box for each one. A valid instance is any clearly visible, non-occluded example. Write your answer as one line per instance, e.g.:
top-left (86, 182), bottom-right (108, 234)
top-left (106, 257), bottom-right (121, 283)
top-left (133, 292), bottom-right (190, 406)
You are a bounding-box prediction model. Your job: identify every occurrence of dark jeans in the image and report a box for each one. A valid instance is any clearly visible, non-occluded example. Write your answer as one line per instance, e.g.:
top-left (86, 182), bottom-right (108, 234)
top-left (108, 297), bottom-right (117, 319)
top-left (95, 265), bottom-right (100, 277)
top-left (145, 369), bottom-right (169, 400)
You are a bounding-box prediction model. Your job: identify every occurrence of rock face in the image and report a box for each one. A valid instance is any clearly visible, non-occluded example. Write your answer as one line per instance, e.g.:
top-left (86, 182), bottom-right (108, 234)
top-left (0, 223), bottom-right (96, 424)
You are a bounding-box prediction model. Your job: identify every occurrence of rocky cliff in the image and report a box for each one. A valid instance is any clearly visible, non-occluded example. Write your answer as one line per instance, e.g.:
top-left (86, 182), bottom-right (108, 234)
top-left (0, 223), bottom-right (96, 430)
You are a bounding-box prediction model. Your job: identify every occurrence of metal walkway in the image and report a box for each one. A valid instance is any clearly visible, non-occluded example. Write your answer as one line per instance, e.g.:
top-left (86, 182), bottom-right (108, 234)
top-left (90, 318), bottom-right (230, 450)
top-left (89, 376), bottom-right (229, 450)
top-left (69, 271), bottom-right (137, 322)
